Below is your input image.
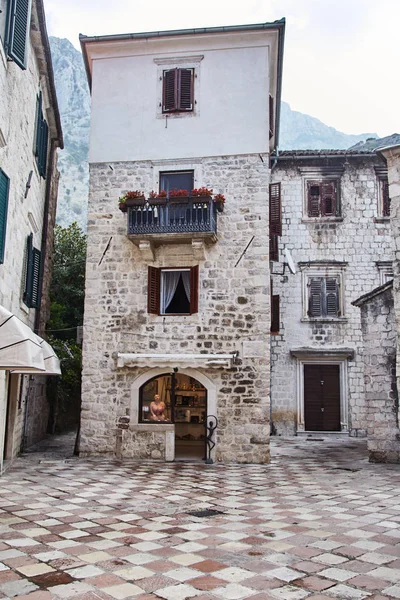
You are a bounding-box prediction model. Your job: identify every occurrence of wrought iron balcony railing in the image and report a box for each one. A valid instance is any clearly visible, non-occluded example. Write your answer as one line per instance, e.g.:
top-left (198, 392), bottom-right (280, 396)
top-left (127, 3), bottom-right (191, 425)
top-left (127, 199), bottom-right (218, 241)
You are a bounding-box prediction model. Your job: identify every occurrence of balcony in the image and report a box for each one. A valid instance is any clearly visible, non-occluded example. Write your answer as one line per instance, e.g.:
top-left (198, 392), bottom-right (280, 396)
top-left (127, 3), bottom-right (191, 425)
top-left (126, 198), bottom-right (219, 249)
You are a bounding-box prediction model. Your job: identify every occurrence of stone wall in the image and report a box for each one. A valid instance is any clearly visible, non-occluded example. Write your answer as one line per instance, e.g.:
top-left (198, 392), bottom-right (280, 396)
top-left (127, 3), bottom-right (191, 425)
top-left (271, 156), bottom-right (392, 435)
top-left (81, 153), bottom-right (271, 463)
top-left (354, 283), bottom-right (400, 463)
top-left (0, 0), bottom-right (61, 465)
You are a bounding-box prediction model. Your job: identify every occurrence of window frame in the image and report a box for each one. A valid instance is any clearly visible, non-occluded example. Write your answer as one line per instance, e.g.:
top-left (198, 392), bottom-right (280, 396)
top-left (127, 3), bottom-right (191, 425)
top-left (300, 262), bottom-right (347, 321)
top-left (305, 179), bottom-right (340, 219)
top-left (376, 261), bottom-right (393, 286)
top-left (148, 265), bottom-right (199, 316)
top-left (379, 177), bottom-right (391, 218)
top-left (154, 55), bottom-right (203, 120)
top-left (3, 0), bottom-right (32, 70)
top-left (159, 170), bottom-right (194, 196)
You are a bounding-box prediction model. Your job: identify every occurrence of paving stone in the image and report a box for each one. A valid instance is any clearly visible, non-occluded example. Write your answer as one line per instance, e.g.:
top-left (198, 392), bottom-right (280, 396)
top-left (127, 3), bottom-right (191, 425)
top-left (1, 436), bottom-right (400, 600)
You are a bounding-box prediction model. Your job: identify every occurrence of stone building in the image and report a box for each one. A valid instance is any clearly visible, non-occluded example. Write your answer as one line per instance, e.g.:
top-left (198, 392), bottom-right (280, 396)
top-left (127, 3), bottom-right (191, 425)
top-left (353, 282), bottom-right (400, 462)
top-left (0, 0), bottom-right (63, 470)
top-left (270, 150), bottom-right (392, 436)
top-left (80, 21), bottom-right (285, 463)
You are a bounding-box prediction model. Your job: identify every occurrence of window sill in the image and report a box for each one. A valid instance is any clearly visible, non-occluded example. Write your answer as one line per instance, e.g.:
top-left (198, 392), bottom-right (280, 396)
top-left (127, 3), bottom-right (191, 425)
top-left (132, 423), bottom-right (175, 432)
top-left (374, 217), bottom-right (390, 224)
top-left (301, 317), bottom-right (348, 323)
top-left (302, 217), bottom-right (343, 223)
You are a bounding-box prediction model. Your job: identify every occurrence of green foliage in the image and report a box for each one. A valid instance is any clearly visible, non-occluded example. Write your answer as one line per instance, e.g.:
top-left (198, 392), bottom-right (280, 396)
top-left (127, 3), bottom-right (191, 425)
top-left (48, 222), bottom-right (87, 338)
top-left (47, 223), bottom-right (87, 433)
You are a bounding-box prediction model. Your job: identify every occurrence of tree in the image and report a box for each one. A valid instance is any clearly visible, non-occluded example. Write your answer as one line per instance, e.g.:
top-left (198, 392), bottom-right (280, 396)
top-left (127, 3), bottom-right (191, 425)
top-left (48, 222), bottom-right (87, 337)
top-left (47, 223), bottom-right (87, 434)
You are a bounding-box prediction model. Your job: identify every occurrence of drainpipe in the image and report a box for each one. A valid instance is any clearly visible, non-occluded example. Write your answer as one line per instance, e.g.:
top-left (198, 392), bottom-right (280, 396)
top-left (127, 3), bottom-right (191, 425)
top-left (34, 139), bottom-right (58, 336)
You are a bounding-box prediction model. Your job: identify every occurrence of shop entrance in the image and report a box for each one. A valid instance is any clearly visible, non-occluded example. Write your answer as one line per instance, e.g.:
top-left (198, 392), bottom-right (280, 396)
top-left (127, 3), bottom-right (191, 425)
top-left (139, 372), bottom-right (207, 461)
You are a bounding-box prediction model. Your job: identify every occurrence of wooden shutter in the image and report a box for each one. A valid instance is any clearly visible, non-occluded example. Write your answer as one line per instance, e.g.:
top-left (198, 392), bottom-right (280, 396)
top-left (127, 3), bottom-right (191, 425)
top-left (148, 266), bottom-right (160, 314)
top-left (269, 233), bottom-right (279, 262)
top-left (0, 169), bottom-right (10, 264)
top-left (189, 265), bottom-right (199, 314)
top-left (163, 69), bottom-right (176, 112)
top-left (308, 277), bottom-right (323, 317)
top-left (30, 247), bottom-right (42, 308)
top-left (269, 95), bottom-right (274, 139)
top-left (178, 69), bottom-right (193, 111)
top-left (23, 233), bottom-right (41, 308)
top-left (270, 294), bottom-right (280, 333)
top-left (321, 181), bottom-right (336, 216)
top-left (325, 277), bottom-right (339, 317)
top-left (269, 182), bottom-right (282, 236)
top-left (382, 180), bottom-right (391, 217)
top-left (35, 93), bottom-right (48, 178)
top-left (5, 0), bottom-right (31, 70)
top-left (23, 233), bottom-right (33, 307)
top-left (307, 182), bottom-right (321, 217)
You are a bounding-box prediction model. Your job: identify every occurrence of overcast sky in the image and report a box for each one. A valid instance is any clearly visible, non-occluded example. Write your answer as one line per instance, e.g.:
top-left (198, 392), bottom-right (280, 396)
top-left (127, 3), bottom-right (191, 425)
top-left (43, 0), bottom-right (399, 138)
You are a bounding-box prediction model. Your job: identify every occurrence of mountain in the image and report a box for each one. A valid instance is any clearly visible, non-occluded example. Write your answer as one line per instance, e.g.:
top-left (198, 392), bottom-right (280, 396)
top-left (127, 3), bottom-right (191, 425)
top-left (49, 37), bottom-right (90, 231)
top-left (48, 37), bottom-right (380, 229)
top-left (279, 102), bottom-right (377, 150)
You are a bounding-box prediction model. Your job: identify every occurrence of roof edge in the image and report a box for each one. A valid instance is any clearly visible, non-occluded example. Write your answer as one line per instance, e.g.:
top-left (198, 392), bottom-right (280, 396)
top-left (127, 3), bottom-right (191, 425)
top-left (35, 0), bottom-right (63, 148)
top-left (352, 280), bottom-right (393, 307)
top-left (79, 19), bottom-right (286, 91)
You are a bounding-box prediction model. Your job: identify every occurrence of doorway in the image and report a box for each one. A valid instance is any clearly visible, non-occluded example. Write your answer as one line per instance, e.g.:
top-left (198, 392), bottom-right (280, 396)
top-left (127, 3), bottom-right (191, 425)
top-left (304, 364), bottom-right (340, 431)
top-left (139, 372), bottom-right (207, 461)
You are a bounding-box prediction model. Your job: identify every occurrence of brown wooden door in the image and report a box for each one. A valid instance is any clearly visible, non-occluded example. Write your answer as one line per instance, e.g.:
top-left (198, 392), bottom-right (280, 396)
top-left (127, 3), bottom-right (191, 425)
top-left (304, 365), bottom-right (340, 431)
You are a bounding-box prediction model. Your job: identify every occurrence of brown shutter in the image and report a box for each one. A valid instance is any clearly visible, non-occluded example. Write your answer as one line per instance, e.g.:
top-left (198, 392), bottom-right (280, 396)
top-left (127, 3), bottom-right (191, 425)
top-left (148, 266), bottom-right (160, 314)
top-left (269, 95), bottom-right (274, 139)
top-left (308, 278), bottom-right (323, 317)
top-left (270, 294), bottom-right (280, 333)
top-left (321, 181), bottom-right (336, 216)
top-left (163, 69), bottom-right (177, 112)
top-left (325, 278), bottom-right (339, 317)
top-left (269, 182), bottom-right (282, 236)
top-left (269, 233), bottom-right (279, 262)
top-left (178, 68), bottom-right (193, 111)
top-left (189, 265), bottom-right (199, 314)
top-left (307, 182), bottom-right (321, 217)
top-left (382, 180), bottom-right (391, 217)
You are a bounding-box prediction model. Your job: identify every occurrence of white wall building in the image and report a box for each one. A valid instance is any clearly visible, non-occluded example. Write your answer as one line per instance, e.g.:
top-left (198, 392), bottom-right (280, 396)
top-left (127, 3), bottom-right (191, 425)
top-left (80, 21), bottom-right (285, 463)
top-left (0, 0), bottom-right (63, 470)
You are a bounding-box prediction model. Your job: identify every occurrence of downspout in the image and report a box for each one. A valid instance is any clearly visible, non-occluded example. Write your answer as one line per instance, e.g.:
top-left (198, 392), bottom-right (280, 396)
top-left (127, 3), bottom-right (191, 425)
top-left (34, 138), bottom-right (57, 336)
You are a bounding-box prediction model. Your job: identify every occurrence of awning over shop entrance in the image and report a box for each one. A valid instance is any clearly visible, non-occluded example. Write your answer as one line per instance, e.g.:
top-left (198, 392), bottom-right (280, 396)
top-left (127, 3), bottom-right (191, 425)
top-left (0, 306), bottom-right (61, 375)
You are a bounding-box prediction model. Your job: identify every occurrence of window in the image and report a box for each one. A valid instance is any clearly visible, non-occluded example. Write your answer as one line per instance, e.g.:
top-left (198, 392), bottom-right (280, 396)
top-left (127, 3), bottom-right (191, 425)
top-left (3, 0), bottom-right (32, 69)
top-left (159, 170), bottom-right (194, 195)
top-left (307, 180), bottom-right (339, 217)
top-left (381, 178), bottom-right (391, 217)
top-left (0, 169), bottom-right (10, 264)
top-left (23, 233), bottom-right (42, 308)
top-left (376, 261), bottom-right (393, 286)
top-left (148, 266), bottom-right (199, 315)
top-left (35, 91), bottom-right (49, 179)
top-left (162, 68), bottom-right (194, 113)
top-left (269, 182), bottom-right (281, 262)
top-left (300, 262), bottom-right (346, 320)
top-left (308, 277), bottom-right (340, 318)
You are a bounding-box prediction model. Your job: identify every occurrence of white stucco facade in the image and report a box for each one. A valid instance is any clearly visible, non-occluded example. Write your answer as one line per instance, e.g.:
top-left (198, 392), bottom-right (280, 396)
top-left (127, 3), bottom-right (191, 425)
top-left (84, 28), bottom-right (281, 163)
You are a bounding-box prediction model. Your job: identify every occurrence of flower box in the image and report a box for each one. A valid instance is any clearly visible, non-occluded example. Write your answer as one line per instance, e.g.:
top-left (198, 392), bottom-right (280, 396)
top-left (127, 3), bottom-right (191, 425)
top-left (125, 196), bottom-right (146, 206)
top-left (119, 202), bottom-right (128, 213)
top-left (169, 196), bottom-right (189, 203)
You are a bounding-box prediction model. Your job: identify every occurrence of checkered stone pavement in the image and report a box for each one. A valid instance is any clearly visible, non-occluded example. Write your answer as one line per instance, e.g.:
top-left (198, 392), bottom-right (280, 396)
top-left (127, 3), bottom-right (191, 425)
top-left (0, 435), bottom-right (399, 599)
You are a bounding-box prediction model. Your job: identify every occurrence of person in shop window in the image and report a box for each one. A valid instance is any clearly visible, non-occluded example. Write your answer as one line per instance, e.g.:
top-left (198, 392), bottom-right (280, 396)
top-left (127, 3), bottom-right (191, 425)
top-left (150, 394), bottom-right (167, 421)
